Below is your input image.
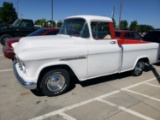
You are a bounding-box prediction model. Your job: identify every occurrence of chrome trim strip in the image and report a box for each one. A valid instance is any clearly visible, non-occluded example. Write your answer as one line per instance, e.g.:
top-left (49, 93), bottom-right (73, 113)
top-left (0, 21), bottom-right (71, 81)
top-left (60, 56), bottom-right (87, 61)
top-left (13, 61), bottom-right (37, 89)
top-left (119, 45), bottom-right (123, 73)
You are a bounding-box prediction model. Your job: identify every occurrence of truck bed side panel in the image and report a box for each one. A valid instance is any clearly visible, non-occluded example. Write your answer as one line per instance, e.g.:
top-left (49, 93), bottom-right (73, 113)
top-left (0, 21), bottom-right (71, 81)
top-left (121, 43), bottom-right (159, 72)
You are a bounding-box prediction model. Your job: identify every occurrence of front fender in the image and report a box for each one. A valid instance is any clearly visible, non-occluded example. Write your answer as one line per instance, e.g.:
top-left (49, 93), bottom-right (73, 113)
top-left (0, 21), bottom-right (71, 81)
top-left (25, 58), bottom-right (88, 83)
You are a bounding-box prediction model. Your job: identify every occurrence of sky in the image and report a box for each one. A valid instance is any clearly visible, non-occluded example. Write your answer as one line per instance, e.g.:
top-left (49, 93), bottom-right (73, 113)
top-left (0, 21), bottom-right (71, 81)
top-left (0, 0), bottom-right (160, 28)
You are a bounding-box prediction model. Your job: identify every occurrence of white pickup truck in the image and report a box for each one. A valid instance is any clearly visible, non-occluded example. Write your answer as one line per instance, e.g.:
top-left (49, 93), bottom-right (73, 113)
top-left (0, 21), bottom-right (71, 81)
top-left (13, 15), bottom-right (160, 96)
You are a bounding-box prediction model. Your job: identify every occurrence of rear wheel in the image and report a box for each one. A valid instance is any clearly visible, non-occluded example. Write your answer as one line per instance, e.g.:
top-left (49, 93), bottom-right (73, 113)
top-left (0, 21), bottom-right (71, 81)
top-left (132, 61), bottom-right (144, 76)
top-left (39, 69), bottom-right (70, 96)
top-left (0, 34), bottom-right (11, 46)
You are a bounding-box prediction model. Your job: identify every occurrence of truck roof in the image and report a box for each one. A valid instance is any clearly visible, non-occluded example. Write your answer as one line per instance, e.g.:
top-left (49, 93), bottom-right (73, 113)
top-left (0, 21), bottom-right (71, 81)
top-left (66, 15), bottom-right (113, 22)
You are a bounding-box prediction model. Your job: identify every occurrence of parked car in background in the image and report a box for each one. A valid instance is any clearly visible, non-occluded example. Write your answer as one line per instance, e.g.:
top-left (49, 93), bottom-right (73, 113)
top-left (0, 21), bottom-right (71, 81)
top-left (115, 30), bottom-right (142, 40)
top-left (143, 29), bottom-right (160, 43)
top-left (0, 23), bottom-right (10, 28)
top-left (0, 19), bottom-right (40, 45)
top-left (2, 28), bottom-right (60, 59)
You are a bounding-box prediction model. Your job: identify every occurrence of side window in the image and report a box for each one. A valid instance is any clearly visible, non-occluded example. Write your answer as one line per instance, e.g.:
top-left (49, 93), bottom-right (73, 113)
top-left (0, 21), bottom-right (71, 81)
top-left (91, 22), bottom-right (111, 40)
top-left (133, 33), bottom-right (142, 39)
top-left (124, 33), bottom-right (131, 38)
top-left (19, 21), bottom-right (26, 28)
top-left (19, 20), bottom-right (33, 29)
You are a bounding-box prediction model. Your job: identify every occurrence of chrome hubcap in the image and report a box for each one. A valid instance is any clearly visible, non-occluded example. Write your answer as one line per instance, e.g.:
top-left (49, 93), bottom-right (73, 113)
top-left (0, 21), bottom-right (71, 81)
top-left (135, 62), bottom-right (143, 75)
top-left (47, 73), bottom-right (65, 92)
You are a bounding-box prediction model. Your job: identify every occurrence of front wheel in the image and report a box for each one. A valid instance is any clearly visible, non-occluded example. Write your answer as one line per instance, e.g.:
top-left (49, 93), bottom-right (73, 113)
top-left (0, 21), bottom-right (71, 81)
top-left (39, 69), bottom-right (70, 96)
top-left (132, 61), bottom-right (144, 76)
top-left (0, 34), bottom-right (11, 46)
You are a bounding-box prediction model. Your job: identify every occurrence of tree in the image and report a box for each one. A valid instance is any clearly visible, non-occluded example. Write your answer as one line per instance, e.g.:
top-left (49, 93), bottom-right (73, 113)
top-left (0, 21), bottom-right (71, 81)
top-left (0, 2), bottom-right (18, 24)
top-left (47, 20), bottom-right (56, 27)
top-left (57, 20), bottom-right (63, 28)
top-left (129, 20), bottom-right (138, 31)
top-left (119, 20), bottom-right (128, 30)
top-left (137, 24), bottom-right (154, 34)
top-left (35, 18), bottom-right (47, 27)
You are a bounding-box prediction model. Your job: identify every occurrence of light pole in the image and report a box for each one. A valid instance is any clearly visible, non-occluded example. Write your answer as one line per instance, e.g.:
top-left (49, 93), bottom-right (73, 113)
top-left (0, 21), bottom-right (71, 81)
top-left (17, 0), bottom-right (19, 18)
top-left (112, 6), bottom-right (115, 19)
top-left (51, 0), bottom-right (53, 27)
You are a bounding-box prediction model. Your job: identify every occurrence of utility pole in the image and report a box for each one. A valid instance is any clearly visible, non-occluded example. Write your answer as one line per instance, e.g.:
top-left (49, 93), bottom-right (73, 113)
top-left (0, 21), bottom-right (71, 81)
top-left (118, 0), bottom-right (122, 30)
top-left (51, 0), bottom-right (53, 27)
top-left (112, 6), bottom-right (115, 19)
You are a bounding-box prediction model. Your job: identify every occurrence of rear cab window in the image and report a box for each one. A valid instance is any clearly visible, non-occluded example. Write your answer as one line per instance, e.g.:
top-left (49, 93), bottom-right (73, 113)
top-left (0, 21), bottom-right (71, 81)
top-left (91, 22), bottom-right (111, 40)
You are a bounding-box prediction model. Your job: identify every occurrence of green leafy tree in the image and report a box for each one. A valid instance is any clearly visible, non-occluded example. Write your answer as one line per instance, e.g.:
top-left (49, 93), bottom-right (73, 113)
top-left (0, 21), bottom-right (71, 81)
top-left (129, 20), bottom-right (138, 31)
top-left (47, 20), bottom-right (56, 27)
top-left (137, 24), bottom-right (154, 34)
top-left (57, 20), bottom-right (63, 28)
top-left (35, 18), bottom-right (47, 27)
top-left (0, 2), bottom-right (18, 24)
top-left (120, 20), bottom-right (128, 30)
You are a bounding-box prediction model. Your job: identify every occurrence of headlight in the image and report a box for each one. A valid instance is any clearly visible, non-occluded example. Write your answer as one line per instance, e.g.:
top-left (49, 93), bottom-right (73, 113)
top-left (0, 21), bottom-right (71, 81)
top-left (16, 57), bottom-right (26, 73)
top-left (20, 61), bottom-right (26, 73)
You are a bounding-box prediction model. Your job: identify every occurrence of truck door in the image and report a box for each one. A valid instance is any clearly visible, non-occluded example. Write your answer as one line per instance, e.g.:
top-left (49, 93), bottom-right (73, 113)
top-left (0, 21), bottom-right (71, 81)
top-left (87, 21), bottom-right (121, 78)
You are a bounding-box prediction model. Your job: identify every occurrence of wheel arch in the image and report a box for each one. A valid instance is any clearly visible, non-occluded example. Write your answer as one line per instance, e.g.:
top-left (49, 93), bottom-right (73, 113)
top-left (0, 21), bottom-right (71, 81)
top-left (37, 64), bottom-right (78, 85)
top-left (130, 56), bottom-right (150, 70)
top-left (133, 57), bottom-right (150, 70)
top-left (136, 57), bottom-right (150, 65)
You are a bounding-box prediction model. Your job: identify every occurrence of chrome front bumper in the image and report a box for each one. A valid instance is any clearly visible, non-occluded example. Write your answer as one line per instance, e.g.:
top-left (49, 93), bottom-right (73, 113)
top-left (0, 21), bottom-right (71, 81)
top-left (13, 61), bottom-right (37, 90)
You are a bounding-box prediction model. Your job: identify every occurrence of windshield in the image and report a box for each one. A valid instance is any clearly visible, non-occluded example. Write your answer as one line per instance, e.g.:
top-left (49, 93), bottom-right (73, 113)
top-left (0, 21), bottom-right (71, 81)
top-left (59, 18), bottom-right (89, 38)
top-left (12, 19), bottom-right (20, 27)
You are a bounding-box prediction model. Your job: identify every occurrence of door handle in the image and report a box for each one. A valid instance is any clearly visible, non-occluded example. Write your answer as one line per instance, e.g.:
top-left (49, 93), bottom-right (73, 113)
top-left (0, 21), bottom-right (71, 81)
top-left (110, 41), bottom-right (116, 44)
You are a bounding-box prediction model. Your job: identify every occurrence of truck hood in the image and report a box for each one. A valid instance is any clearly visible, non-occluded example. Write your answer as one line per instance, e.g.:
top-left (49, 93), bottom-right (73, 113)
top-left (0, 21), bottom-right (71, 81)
top-left (13, 34), bottom-right (87, 60)
top-left (14, 35), bottom-right (77, 53)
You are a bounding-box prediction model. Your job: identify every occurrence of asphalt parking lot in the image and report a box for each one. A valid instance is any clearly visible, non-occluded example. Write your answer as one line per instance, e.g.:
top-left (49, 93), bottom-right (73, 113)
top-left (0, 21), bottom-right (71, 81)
top-left (0, 45), bottom-right (160, 120)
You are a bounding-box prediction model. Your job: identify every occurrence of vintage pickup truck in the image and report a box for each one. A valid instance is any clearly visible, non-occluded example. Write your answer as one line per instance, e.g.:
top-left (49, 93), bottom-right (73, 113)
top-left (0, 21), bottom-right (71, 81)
top-left (12, 15), bottom-right (160, 96)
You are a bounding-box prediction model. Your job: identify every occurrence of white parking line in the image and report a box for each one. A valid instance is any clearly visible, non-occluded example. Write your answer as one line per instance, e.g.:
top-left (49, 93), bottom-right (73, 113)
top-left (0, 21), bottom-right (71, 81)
top-left (123, 89), bottom-right (160, 102)
top-left (0, 69), bottom-right (13, 72)
top-left (122, 78), bottom-right (156, 90)
top-left (59, 113), bottom-right (77, 120)
top-left (29, 90), bottom-right (120, 120)
top-left (97, 98), bottom-right (155, 120)
top-left (30, 78), bottom-right (157, 120)
top-left (145, 83), bottom-right (160, 88)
